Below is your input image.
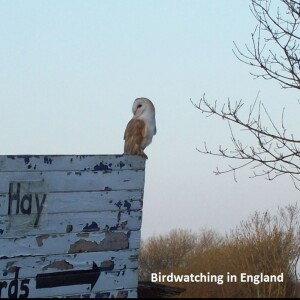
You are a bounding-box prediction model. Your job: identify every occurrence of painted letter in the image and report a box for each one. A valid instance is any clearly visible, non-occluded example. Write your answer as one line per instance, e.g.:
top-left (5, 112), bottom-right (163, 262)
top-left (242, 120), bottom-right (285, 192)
top-left (8, 268), bottom-right (19, 298)
top-left (20, 194), bottom-right (32, 215)
top-left (8, 183), bottom-right (21, 215)
top-left (0, 281), bottom-right (8, 298)
top-left (20, 279), bottom-right (30, 298)
top-left (34, 194), bottom-right (47, 227)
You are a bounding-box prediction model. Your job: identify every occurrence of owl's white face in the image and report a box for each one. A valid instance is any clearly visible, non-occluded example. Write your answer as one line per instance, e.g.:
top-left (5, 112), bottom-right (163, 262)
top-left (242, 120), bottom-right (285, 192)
top-left (132, 97), bottom-right (155, 118)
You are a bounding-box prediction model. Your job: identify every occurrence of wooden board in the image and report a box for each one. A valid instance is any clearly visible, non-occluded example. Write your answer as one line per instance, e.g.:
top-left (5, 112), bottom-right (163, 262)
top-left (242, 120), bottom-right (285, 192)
top-left (0, 190), bottom-right (143, 215)
top-left (0, 155), bottom-right (145, 298)
top-left (0, 170), bottom-right (145, 193)
top-left (0, 155), bottom-right (144, 172)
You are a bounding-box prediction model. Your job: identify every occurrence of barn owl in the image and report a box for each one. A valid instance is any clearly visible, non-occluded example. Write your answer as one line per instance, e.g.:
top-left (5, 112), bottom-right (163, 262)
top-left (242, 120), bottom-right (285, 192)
top-left (124, 97), bottom-right (156, 159)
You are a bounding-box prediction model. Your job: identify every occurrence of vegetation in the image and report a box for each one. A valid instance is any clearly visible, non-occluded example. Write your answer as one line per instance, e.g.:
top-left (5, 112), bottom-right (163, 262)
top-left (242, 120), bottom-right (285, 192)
top-left (139, 228), bottom-right (198, 281)
top-left (192, 0), bottom-right (300, 189)
top-left (139, 205), bottom-right (300, 298)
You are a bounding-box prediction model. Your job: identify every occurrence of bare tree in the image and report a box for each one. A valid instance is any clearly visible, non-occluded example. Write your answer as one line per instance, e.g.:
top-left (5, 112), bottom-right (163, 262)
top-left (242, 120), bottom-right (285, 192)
top-left (192, 0), bottom-right (300, 189)
top-left (234, 0), bottom-right (300, 89)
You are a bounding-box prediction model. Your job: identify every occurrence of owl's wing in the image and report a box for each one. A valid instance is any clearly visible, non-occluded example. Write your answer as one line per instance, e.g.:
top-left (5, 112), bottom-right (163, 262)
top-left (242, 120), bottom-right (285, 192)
top-left (124, 118), bottom-right (146, 153)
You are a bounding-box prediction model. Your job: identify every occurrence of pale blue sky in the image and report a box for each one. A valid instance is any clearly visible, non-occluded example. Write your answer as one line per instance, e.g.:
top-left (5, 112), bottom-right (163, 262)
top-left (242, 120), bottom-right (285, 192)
top-left (1, 1), bottom-right (299, 239)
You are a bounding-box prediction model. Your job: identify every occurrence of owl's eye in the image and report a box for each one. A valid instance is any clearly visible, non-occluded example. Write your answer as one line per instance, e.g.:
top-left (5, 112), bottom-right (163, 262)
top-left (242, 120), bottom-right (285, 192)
top-left (137, 104), bottom-right (142, 108)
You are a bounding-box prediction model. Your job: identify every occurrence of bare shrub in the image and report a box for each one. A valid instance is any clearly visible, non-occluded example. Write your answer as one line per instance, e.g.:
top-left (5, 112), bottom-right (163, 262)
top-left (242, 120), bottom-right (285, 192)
top-left (140, 205), bottom-right (300, 297)
top-left (221, 204), bottom-right (300, 298)
top-left (138, 228), bottom-right (197, 281)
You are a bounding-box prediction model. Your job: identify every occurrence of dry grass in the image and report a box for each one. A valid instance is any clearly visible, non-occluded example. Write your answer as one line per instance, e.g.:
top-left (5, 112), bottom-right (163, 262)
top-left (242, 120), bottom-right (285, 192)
top-left (138, 228), bottom-right (197, 281)
top-left (139, 205), bottom-right (300, 298)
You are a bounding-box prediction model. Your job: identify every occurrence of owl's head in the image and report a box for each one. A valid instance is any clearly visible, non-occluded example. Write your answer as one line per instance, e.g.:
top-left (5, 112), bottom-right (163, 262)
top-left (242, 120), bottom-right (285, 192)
top-left (132, 97), bottom-right (155, 118)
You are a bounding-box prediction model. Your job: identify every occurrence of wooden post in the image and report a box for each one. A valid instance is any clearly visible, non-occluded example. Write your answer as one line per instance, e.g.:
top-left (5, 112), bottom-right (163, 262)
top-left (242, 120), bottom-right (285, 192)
top-left (0, 155), bottom-right (145, 298)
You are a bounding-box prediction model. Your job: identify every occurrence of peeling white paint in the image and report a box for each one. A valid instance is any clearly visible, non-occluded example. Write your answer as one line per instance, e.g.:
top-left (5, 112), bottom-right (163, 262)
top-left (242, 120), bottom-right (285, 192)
top-left (0, 155), bottom-right (145, 298)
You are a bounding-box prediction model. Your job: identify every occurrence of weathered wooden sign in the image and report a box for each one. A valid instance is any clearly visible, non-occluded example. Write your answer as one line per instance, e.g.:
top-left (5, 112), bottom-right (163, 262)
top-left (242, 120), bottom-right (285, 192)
top-left (0, 155), bottom-right (145, 298)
